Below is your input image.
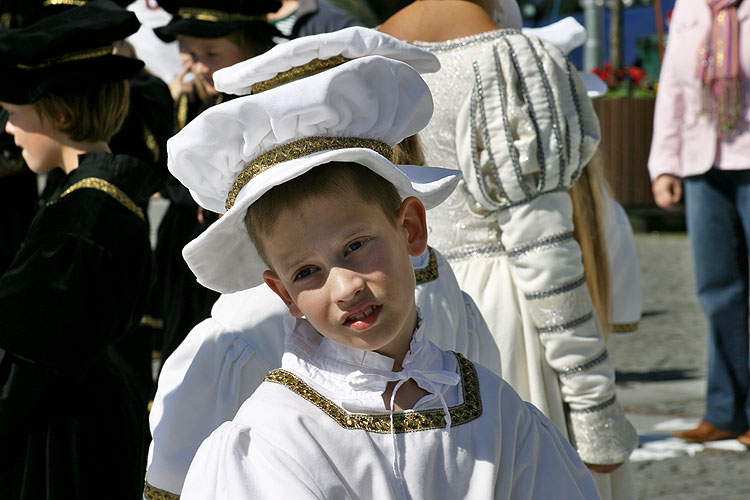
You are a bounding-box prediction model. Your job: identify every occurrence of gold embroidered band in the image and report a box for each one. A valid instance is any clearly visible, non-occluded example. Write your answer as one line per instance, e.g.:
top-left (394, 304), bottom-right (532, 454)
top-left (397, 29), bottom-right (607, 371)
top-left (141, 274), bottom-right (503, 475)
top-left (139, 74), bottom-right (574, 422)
top-left (610, 321), bottom-right (639, 333)
top-left (43, 0), bottom-right (86, 6)
top-left (16, 45), bottom-right (114, 70)
top-left (264, 352), bottom-right (482, 433)
top-left (144, 479), bottom-right (180, 500)
top-left (177, 7), bottom-right (266, 23)
top-left (56, 177), bottom-right (145, 220)
top-left (414, 247), bottom-right (439, 285)
top-left (250, 55), bottom-right (351, 94)
top-left (226, 136), bottom-right (393, 210)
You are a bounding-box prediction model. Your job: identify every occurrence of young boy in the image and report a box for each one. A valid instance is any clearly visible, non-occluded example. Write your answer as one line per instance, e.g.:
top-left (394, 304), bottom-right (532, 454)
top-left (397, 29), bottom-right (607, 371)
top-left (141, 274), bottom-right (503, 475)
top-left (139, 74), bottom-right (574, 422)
top-left (145, 28), bottom-right (501, 499)
top-left (167, 53), bottom-right (599, 498)
top-left (0, 1), bottom-right (161, 497)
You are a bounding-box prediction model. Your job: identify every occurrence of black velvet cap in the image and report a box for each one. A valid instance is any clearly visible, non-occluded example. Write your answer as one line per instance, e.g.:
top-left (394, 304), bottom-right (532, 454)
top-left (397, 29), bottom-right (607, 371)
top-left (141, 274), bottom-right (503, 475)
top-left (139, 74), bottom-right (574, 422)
top-left (154, 0), bottom-right (281, 42)
top-left (0, 0), bottom-right (144, 104)
top-left (0, 0), bottom-right (136, 30)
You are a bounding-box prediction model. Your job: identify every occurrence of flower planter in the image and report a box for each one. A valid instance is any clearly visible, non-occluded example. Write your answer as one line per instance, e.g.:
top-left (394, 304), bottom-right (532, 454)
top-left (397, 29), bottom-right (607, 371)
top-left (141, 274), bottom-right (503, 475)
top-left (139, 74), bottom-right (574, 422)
top-left (592, 96), bottom-right (656, 208)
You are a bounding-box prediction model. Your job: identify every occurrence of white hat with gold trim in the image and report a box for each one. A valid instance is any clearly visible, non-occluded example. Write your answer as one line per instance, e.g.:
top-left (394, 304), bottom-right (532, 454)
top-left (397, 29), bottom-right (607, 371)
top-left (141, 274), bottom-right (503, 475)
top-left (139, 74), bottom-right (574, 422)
top-left (167, 55), bottom-right (460, 293)
top-left (212, 26), bottom-right (441, 96)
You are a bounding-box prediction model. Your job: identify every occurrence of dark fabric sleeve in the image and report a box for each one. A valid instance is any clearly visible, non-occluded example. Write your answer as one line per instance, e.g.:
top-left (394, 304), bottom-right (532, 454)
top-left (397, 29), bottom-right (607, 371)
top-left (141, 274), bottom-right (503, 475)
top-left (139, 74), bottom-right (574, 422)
top-left (0, 222), bottom-right (146, 381)
top-left (0, 350), bottom-right (47, 438)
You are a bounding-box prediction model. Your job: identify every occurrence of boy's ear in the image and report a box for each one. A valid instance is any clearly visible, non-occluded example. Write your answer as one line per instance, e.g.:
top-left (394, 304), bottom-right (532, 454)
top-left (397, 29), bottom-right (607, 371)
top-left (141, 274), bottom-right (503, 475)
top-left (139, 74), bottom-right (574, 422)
top-left (263, 270), bottom-right (304, 318)
top-left (397, 196), bottom-right (428, 258)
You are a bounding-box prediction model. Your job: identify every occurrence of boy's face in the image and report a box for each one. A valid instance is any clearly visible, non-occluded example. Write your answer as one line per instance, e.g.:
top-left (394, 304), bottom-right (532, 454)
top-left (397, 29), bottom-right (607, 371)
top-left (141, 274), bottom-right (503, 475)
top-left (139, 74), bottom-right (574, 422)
top-left (263, 189), bottom-right (428, 361)
top-left (178, 35), bottom-right (247, 96)
top-left (2, 102), bottom-right (63, 174)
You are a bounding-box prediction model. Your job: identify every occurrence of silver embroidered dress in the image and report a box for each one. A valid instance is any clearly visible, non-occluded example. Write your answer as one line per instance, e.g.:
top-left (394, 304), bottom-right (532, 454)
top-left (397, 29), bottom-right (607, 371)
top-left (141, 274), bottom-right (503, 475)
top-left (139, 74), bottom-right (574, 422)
top-left (415, 30), bottom-right (637, 500)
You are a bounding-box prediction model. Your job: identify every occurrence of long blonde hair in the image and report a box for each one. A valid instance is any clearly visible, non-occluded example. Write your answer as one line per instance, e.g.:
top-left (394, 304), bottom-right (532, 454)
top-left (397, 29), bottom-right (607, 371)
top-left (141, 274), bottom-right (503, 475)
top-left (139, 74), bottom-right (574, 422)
top-left (569, 152), bottom-right (611, 340)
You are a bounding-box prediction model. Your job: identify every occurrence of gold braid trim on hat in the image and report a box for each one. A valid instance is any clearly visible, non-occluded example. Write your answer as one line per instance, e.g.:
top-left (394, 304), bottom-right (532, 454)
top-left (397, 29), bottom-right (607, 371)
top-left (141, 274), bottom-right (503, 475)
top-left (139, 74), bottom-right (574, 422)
top-left (42, 0), bottom-right (86, 6)
top-left (250, 55), bottom-right (351, 94)
top-left (226, 136), bottom-right (393, 210)
top-left (177, 7), bottom-right (267, 23)
top-left (15, 45), bottom-right (114, 70)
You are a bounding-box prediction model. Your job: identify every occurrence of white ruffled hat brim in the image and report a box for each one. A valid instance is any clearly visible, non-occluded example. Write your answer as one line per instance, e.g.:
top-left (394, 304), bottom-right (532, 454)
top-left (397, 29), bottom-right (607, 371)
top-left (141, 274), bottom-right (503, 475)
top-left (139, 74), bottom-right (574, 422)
top-left (182, 147), bottom-right (460, 294)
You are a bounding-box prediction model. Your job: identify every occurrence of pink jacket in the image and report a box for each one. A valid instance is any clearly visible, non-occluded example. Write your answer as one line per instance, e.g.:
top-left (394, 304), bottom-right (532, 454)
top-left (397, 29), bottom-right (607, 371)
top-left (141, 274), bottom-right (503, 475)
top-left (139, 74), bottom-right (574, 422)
top-left (648, 0), bottom-right (750, 180)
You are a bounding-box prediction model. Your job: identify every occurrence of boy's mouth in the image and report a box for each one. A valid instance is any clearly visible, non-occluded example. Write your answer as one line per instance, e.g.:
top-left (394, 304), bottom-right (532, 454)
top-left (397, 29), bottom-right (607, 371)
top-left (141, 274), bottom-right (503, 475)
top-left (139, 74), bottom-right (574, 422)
top-left (342, 304), bottom-right (382, 330)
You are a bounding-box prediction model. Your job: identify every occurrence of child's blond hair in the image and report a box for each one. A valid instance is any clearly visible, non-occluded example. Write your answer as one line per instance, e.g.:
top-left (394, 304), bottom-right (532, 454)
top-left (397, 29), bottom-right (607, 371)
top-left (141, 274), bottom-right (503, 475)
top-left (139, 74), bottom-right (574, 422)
top-left (33, 79), bottom-right (130, 143)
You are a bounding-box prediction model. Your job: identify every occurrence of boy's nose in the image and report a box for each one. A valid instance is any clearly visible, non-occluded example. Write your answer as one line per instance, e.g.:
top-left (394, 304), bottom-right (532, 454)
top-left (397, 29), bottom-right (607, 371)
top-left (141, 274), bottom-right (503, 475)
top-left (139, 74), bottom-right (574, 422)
top-left (4, 119), bottom-right (13, 135)
top-left (329, 267), bottom-right (365, 304)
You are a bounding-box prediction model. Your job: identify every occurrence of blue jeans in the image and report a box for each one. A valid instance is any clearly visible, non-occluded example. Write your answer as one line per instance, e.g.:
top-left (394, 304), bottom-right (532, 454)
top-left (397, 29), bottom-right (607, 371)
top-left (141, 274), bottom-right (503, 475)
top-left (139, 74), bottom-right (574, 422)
top-left (684, 168), bottom-right (750, 433)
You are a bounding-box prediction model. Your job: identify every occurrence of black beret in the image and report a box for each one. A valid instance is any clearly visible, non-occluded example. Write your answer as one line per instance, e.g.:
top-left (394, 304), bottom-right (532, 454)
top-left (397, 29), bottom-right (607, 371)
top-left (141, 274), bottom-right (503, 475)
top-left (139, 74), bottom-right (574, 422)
top-left (153, 0), bottom-right (281, 42)
top-left (0, 0), bottom-right (144, 104)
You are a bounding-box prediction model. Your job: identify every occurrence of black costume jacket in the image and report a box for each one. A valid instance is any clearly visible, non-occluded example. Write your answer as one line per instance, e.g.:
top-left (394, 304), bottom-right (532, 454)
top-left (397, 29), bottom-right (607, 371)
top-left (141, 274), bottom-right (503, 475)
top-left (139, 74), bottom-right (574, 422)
top-left (0, 152), bottom-right (161, 499)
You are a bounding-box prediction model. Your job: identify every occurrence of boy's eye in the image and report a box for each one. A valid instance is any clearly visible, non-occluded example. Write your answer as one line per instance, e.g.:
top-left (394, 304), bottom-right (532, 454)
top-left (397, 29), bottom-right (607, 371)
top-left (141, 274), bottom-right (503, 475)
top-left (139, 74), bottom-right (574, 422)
top-left (294, 267), bottom-right (315, 281)
top-left (346, 240), bottom-right (364, 254)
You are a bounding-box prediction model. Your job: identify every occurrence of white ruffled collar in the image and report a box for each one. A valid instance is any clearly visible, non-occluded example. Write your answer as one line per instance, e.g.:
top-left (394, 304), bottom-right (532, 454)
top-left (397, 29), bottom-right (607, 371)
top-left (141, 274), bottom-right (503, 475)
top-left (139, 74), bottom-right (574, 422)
top-left (281, 310), bottom-right (460, 413)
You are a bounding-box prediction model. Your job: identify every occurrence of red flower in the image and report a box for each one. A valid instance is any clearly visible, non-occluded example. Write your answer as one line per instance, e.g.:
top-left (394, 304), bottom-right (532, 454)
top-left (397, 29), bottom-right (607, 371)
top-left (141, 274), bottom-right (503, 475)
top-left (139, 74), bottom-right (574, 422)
top-left (628, 66), bottom-right (646, 86)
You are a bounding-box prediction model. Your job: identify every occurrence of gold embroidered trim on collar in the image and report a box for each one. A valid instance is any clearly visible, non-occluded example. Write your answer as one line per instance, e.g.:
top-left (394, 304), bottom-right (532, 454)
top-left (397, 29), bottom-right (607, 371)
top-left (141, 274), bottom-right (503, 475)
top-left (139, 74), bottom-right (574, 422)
top-left (144, 479), bottom-right (180, 500)
top-left (177, 7), bottom-right (266, 23)
top-left (611, 321), bottom-right (639, 333)
top-left (414, 247), bottom-right (439, 285)
top-left (43, 0), bottom-right (86, 6)
top-left (226, 136), bottom-right (393, 210)
top-left (53, 177), bottom-right (145, 221)
top-left (264, 352), bottom-right (482, 434)
top-left (16, 45), bottom-right (114, 70)
top-left (251, 55), bottom-right (351, 94)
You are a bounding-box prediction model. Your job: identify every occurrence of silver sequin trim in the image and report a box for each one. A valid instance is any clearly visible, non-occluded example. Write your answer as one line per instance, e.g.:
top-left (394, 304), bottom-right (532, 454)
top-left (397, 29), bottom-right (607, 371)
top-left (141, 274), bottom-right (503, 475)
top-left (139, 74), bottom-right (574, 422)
top-left (490, 44), bottom-right (529, 202)
top-left (569, 395), bottom-right (616, 414)
top-left (414, 29), bottom-right (520, 52)
top-left (566, 397), bottom-right (638, 465)
top-left (537, 311), bottom-right (594, 334)
top-left (527, 281), bottom-right (593, 330)
top-left (565, 59), bottom-right (586, 182)
top-left (503, 36), bottom-right (545, 196)
top-left (524, 36), bottom-right (566, 192)
top-left (444, 243), bottom-right (506, 262)
top-left (556, 350), bottom-right (610, 379)
top-left (525, 275), bottom-right (586, 300)
top-left (505, 231), bottom-right (574, 259)
top-left (473, 60), bottom-right (509, 205)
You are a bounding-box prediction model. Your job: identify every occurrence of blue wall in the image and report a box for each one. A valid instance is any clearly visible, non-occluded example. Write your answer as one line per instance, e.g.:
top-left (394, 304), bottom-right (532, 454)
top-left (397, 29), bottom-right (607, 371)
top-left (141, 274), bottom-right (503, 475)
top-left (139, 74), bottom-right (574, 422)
top-left (526, 1), bottom-right (676, 69)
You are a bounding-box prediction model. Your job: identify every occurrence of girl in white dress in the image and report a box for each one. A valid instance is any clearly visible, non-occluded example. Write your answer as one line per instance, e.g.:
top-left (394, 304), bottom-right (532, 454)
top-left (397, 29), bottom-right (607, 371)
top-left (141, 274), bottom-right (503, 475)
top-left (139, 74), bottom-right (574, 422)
top-left (380, 2), bottom-right (638, 499)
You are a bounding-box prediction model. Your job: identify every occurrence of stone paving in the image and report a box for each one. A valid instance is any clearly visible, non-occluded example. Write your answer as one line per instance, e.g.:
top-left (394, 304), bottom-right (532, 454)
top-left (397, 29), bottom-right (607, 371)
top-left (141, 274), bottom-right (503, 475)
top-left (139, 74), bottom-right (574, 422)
top-left (608, 232), bottom-right (750, 500)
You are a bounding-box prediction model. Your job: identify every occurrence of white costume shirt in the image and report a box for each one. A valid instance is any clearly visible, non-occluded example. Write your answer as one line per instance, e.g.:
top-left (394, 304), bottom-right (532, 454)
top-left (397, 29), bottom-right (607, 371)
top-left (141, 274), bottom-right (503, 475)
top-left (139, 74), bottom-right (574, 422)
top-left (145, 248), bottom-right (500, 498)
top-left (181, 317), bottom-right (599, 500)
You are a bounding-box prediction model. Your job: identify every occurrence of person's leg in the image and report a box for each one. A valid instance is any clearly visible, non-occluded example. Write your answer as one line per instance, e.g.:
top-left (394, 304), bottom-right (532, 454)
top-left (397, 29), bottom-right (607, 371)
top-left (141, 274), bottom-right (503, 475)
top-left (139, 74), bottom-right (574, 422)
top-left (730, 169), bottom-right (750, 433)
top-left (684, 169), bottom-right (749, 434)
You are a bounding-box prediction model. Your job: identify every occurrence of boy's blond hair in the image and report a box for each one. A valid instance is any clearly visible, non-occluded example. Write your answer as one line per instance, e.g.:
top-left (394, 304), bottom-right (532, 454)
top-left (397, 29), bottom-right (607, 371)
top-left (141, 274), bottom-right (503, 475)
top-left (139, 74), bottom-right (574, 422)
top-left (33, 79), bottom-right (130, 143)
top-left (245, 162), bottom-right (402, 266)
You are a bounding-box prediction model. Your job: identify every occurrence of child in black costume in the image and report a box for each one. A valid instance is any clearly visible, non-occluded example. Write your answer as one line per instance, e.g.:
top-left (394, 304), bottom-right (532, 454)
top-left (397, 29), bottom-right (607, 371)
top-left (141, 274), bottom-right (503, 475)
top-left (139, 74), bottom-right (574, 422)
top-left (0, 2), bottom-right (161, 498)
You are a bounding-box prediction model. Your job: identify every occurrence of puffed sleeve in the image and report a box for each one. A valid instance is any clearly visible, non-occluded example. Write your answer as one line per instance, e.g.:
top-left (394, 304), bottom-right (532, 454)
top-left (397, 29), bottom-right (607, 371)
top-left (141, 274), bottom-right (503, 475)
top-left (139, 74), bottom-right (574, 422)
top-left (181, 421), bottom-right (326, 500)
top-left (145, 320), bottom-right (276, 497)
top-left (454, 33), bottom-right (636, 465)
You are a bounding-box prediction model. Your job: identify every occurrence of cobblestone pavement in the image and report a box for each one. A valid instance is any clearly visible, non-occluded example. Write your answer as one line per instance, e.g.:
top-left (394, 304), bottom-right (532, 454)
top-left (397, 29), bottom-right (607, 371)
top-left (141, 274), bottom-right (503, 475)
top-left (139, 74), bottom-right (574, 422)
top-left (608, 232), bottom-right (750, 500)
